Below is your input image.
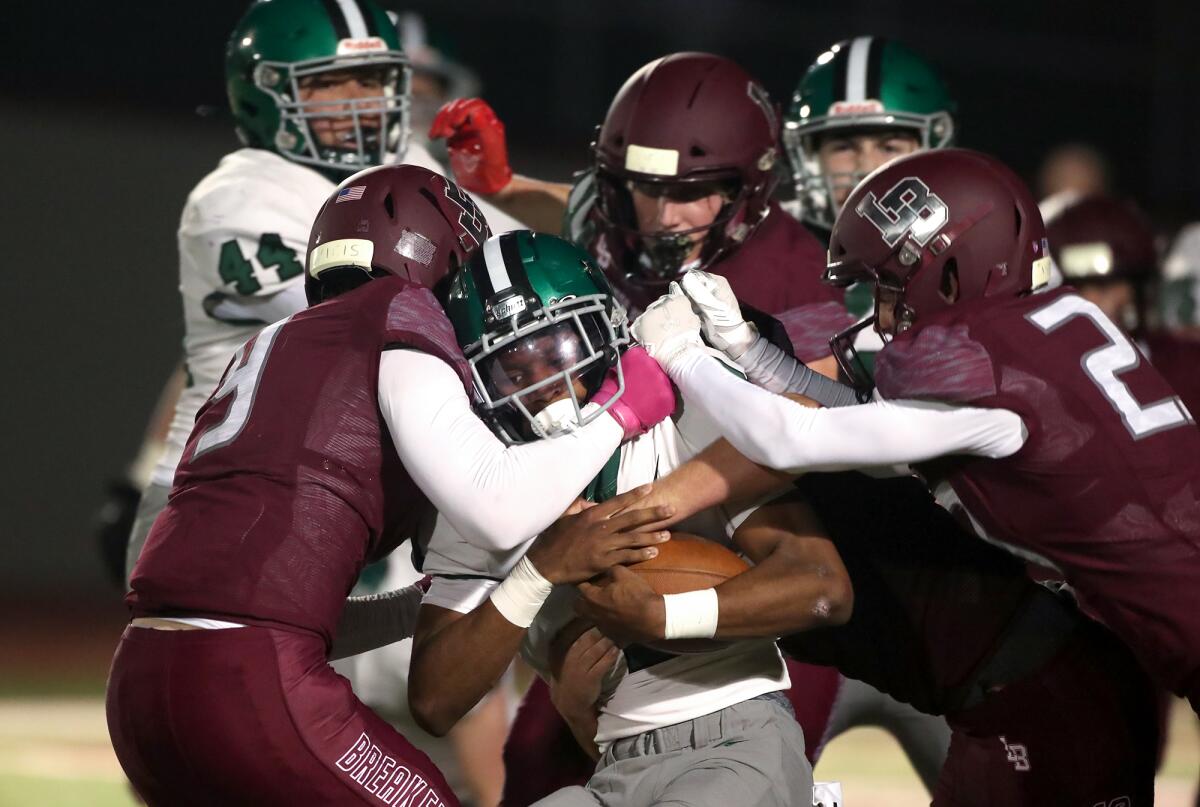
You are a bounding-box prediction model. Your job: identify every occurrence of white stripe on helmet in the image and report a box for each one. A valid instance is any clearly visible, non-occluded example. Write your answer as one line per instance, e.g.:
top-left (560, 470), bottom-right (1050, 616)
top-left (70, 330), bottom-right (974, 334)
top-left (483, 236), bottom-right (513, 293)
top-left (845, 36), bottom-right (873, 102)
top-left (334, 0), bottom-right (370, 39)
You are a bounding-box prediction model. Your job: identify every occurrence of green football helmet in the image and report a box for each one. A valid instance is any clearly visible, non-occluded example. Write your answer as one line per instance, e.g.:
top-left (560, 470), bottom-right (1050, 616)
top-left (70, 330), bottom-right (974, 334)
top-left (226, 0), bottom-right (411, 177)
top-left (442, 231), bottom-right (630, 444)
top-left (784, 37), bottom-right (957, 230)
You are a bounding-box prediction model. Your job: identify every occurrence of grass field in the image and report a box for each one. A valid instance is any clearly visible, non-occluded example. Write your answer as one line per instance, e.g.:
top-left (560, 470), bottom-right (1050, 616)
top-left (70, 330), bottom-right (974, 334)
top-left (0, 694), bottom-right (1195, 807)
top-left (2, 598), bottom-right (1196, 806)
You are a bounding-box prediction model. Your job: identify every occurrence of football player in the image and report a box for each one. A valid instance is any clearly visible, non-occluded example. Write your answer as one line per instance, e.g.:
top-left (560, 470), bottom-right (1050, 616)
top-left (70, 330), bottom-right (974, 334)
top-left (1046, 194), bottom-right (1200, 416)
top-left (408, 231), bottom-right (858, 807)
top-left (428, 53), bottom-right (853, 377)
top-left (107, 166), bottom-right (678, 806)
top-left (118, 0), bottom-right (525, 584)
top-left (783, 36), bottom-right (957, 375)
top-left (632, 148), bottom-right (1200, 722)
top-left (1162, 223), bottom-right (1200, 339)
top-left (782, 37), bottom-right (956, 244)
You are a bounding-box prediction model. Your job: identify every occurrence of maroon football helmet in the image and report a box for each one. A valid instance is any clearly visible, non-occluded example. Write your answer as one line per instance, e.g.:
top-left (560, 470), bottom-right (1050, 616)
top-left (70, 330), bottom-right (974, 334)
top-left (591, 52), bottom-right (780, 289)
top-left (826, 148), bottom-right (1051, 392)
top-left (305, 164), bottom-right (490, 305)
top-left (1046, 195), bottom-right (1157, 284)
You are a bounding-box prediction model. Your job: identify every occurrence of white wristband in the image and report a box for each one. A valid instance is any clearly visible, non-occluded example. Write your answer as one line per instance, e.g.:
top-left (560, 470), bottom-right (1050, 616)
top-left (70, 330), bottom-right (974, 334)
top-left (662, 588), bottom-right (719, 640)
top-left (489, 556), bottom-right (554, 628)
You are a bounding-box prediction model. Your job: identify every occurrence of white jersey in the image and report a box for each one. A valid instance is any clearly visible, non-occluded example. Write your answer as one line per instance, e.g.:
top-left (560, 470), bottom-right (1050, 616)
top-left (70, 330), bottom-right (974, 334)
top-left (422, 378), bottom-right (789, 747)
top-left (151, 144), bottom-right (523, 488)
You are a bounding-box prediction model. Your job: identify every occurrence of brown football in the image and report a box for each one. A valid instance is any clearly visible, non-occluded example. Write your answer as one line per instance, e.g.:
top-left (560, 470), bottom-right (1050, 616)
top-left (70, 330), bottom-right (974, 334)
top-left (627, 532), bottom-right (749, 654)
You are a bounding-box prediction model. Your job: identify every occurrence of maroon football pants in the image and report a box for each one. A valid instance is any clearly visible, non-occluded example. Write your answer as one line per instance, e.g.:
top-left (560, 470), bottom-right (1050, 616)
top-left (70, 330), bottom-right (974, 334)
top-left (498, 660), bottom-right (841, 807)
top-left (934, 622), bottom-right (1158, 807)
top-left (106, 624), bottom-right (460, 807)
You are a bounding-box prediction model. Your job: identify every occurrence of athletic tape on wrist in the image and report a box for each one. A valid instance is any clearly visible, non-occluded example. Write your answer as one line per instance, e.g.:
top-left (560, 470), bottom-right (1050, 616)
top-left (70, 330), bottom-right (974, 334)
top-left (662, 588), bottom-right (719, 640)
top-left (490, 556), bottom-right (554, 628)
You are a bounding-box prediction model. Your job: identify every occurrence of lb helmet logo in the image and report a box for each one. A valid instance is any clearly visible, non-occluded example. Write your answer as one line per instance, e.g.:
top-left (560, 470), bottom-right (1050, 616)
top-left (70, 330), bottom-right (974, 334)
top-left (999, 735), bottom-right (1031, 772)
top-left (856, 176), bottom-right (949, 248)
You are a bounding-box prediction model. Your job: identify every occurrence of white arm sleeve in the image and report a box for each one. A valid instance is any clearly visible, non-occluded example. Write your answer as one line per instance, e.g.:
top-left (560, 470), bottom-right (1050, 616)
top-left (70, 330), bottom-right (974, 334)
top-left (380, 350), bottom-right (623, 551)
top-left (666, 348), bottom-right (1027, 473)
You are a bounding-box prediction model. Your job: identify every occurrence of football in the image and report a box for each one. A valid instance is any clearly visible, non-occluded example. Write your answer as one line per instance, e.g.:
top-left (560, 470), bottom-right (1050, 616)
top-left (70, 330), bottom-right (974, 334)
top-left (627, 532), bottom-right (749, 654)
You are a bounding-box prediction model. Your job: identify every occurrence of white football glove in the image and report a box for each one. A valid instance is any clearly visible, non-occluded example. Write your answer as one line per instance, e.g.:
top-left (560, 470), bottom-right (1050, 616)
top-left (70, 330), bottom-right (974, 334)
top-left (631, 282), bottom-right (705, 368)
top-left (679, 269), bottom-right (758, 359)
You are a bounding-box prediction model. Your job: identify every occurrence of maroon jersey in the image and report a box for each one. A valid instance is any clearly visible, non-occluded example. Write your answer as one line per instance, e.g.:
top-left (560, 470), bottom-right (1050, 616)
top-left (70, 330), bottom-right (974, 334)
top-left (874, 287), bottom-right (1200, 699)
top-left (588, 201), bottom-right (854, 363)
top-left (1143, 329), bottom-right (1200, 419)
top-left (128, 276), bottom-right (472, 645)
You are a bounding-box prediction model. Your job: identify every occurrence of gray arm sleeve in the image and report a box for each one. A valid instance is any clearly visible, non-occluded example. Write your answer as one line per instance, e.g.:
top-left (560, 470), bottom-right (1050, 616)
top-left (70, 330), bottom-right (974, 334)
top-left (736, 335), bottom-right (861, 407)
top-left (329, 583), bottom-right (426, 661)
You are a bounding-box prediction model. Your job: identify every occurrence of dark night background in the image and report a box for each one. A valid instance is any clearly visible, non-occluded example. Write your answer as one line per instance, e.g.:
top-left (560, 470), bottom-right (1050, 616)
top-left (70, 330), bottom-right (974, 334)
top-left (3, 0), bottom-right (1199, 598)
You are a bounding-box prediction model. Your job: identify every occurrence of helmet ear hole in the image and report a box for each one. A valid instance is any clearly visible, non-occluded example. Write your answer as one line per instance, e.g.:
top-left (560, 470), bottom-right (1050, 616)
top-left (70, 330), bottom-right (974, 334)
top-left (384, 193), bottom-right (395, 220)
top-left (690, 145), bottom-right (706, 157)
top-left (940, 259), bottom-right (959, 302)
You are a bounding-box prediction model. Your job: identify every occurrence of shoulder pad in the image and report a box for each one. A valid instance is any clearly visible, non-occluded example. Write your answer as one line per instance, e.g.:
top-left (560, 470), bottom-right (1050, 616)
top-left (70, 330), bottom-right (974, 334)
top-left (875, 322), bottom-right (997, 404)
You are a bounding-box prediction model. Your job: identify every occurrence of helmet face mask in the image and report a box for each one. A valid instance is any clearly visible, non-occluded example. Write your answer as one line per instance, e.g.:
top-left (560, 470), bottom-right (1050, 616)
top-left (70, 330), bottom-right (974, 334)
top-left (444, 233), bottom-right (631, 444)
top-left (227, 0), bottom-right (412, 178)
top-left (593, 169), bottom-right (748, 284)
top-left (471, 296), bottom-right (628, 443)
top-left (258, 56), bottom-right (412, 175)
top-left (784, 37), bottom-right (957, 231)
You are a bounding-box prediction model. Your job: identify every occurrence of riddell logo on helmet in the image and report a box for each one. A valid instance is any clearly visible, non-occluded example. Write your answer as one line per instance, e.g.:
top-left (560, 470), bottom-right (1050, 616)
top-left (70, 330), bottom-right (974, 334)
top-left (830, 100), bottom-right (885, 116)
top-left (337, 37), bottom-right (387, 55)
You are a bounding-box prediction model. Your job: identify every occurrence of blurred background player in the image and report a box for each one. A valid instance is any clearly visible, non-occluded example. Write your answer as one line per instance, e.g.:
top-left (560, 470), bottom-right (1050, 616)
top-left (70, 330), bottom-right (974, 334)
top-left (393, 10), bottom-right (481, 163)
top-left (430, 52), bottom-right (853, 377)
top-left (1163, 223), bottom-right (1200, 339)
top-left (1045, 194), bottom-right (1200, 417)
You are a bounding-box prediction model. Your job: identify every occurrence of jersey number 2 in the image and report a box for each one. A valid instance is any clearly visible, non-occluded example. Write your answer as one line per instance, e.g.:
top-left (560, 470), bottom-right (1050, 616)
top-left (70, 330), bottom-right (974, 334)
top-left (1028, 296), bottom-right (1193, 439)
top-left (192, 318), bottom-right (287, 459)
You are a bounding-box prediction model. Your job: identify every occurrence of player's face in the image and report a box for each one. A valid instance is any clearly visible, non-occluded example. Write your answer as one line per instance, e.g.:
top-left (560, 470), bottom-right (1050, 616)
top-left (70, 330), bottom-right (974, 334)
top-left (875, 283), bottom-right (903, 336)
top-left (629, 182), bottom-right (729, 264)
top-left (1074, 281), bottom-right (1135, 329)
top-left (817, 131), bottom-right (922, 210)
top-left (486, 324), bottom-right (591, 417)
top-left (298, 69), bottom-right (388, 149)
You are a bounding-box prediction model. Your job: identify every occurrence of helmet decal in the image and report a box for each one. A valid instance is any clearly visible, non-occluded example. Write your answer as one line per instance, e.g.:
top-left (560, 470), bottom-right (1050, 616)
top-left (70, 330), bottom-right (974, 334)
top-left (856, 176), bottom-right (949, 248)
top-left (443, 184), bottom-right (488, 248)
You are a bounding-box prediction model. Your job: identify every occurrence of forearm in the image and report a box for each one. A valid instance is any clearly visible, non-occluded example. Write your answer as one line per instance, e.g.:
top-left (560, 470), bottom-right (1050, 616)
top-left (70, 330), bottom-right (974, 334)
top-left (487, 175), bottom-right (571, 233)
top-left (712, 544), bottom-right (851, 638)
top-left (408, 603), bottom-right (527, 737)
top-left (548, 688), bottom-right (601, 761)
top-left (638, 439), bottom-right (793, 525)
top-left (382, 350), bottom-right (623, 550)
top-left (735, 335), bottom-right (859, 406)
top-left (329, 584), bottom-right (425, 661)
top-left (666, 349), bottom-right (1026, 472)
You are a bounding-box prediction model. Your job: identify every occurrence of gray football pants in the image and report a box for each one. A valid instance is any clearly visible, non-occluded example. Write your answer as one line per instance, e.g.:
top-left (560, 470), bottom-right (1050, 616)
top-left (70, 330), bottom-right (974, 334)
top-left (532, 692), bottom-right (811, 807)
top-left (821, 677), bottom-right (951, 792)
top-left (125, 481), bottom-right (170, 587)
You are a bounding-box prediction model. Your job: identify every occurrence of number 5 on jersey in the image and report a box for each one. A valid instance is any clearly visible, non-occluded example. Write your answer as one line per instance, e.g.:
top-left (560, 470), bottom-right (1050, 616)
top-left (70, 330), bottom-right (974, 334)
top-left (1028, 296), bottom-right (1193, 439)
top-left (192, 318), bottom-right (288, 459)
